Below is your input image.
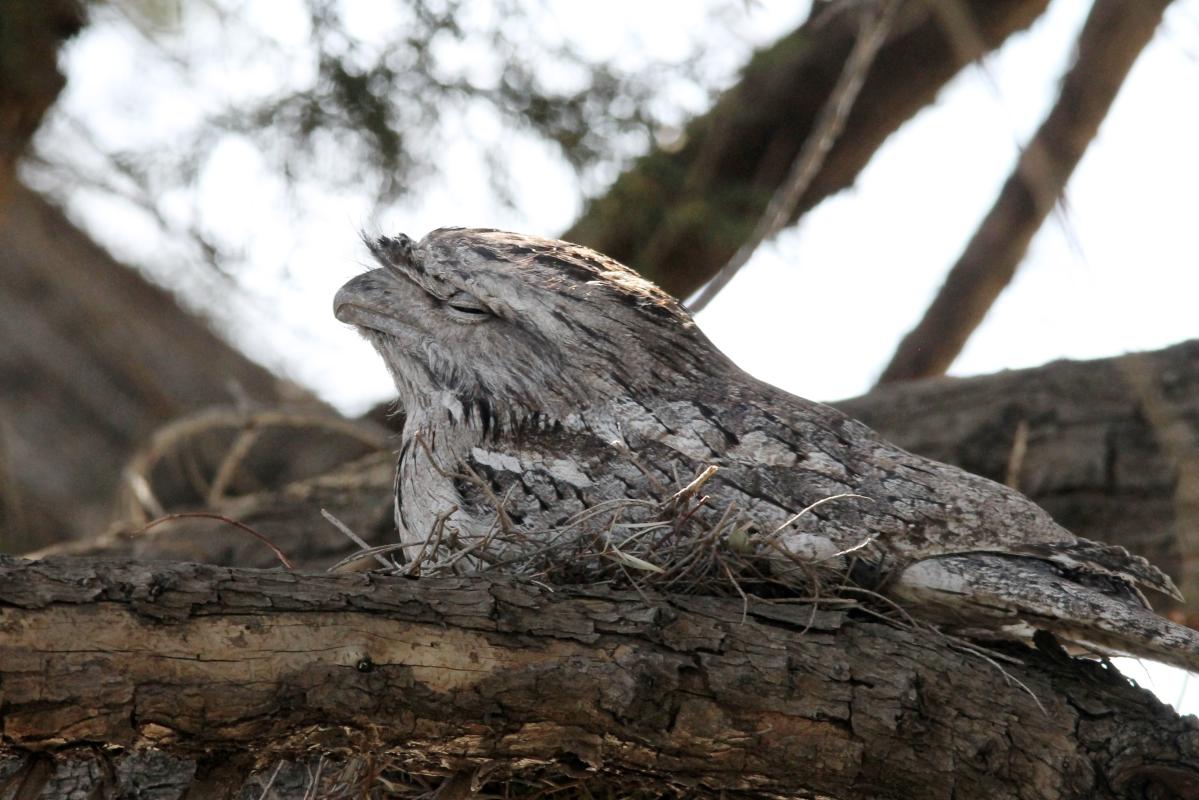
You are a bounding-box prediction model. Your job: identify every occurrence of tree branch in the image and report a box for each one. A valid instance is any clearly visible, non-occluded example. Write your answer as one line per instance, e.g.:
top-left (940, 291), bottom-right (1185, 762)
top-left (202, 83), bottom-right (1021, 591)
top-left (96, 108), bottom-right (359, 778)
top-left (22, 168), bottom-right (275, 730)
top-left (0, 0), bottom-right (84, 196)
top-left (1, 556), bottom-right (1198, 798)
top-left (687, 0), bottom-right (900, 312)
top-left (877, 0), bottom-right (1175, 383)
top-left (565, 0), bottom-right (1052, 298)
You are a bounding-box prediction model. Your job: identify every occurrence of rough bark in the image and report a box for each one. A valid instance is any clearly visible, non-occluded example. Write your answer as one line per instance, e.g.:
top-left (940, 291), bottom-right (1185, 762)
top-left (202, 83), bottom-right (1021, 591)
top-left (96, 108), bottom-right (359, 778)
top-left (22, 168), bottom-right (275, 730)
top-left (2, 556), bottom-right (1198, 799)
top-left (877, 0), bottom-right (1175, 384)
top-left (0, 183), bottom-right (312, 552)
top-left (564, 0), bottom-right (1051, 298)
top-left (836, 339), bottom-right (1199, 624)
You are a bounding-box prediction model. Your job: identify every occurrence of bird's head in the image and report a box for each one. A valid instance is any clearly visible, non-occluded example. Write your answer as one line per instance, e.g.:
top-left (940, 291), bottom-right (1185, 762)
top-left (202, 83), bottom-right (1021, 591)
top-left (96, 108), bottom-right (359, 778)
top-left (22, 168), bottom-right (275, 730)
top-left (335, 227), bottom-right (724, 425)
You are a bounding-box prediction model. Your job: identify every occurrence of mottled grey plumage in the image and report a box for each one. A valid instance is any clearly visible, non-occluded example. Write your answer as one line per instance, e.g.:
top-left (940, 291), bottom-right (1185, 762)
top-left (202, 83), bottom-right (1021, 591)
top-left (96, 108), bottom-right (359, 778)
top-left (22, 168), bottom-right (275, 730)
top-left (335, 227), bottom-right (1199, 672)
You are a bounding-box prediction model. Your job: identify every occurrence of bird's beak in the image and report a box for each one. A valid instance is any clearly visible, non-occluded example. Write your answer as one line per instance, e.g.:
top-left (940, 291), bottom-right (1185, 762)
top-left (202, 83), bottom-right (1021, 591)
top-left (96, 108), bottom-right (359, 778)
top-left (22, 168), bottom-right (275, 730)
top-left (334, 272), bottom-right (380, 324)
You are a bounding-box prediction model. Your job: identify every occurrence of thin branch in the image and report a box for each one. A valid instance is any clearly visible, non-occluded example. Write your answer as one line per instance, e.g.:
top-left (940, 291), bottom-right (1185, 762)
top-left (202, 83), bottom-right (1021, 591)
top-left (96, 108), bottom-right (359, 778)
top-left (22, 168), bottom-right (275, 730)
top-left (687, 0), bottom-right (901, 313)
top-left (136, 512), bottom-right (296, 569)
top-left (322, 508), bottom-right (394, 571)
top-left (565, 0), bottom-right (1053, 299)
top-left (207, 426), bottom-right (262, 506)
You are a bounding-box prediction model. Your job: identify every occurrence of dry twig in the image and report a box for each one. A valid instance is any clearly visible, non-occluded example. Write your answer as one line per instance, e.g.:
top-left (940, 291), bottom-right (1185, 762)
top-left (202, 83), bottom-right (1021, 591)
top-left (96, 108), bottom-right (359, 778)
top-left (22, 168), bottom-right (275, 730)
top-left (136, 512), bottom-right (296, 569)
top-left (687, 0), bottom-right (901, 312)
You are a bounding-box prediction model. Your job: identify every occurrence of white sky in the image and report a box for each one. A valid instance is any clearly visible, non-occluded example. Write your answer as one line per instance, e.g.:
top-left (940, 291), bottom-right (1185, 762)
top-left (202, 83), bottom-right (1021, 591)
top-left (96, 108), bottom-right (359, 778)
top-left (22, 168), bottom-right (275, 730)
top-left (31, 0), bottom-right (1199, 713)
top-left (700, 0), bottom-right (1199, 402)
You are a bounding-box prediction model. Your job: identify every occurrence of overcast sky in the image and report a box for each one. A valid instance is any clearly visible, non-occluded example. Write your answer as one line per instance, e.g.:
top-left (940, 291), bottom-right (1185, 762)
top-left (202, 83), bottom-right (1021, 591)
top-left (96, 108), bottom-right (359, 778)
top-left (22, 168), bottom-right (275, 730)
top-left (31, 0), bottom-right (1199, 711)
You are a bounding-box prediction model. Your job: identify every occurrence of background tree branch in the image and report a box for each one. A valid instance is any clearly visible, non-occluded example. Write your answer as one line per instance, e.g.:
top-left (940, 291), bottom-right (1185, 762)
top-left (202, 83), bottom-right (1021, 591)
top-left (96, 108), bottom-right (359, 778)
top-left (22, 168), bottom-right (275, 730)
top-left (565, 0), bottom-right (1052, 297)
top-left (686, 0), bottom-right (900, 313)
top-left (0, 0), bottom-right (82, 198)
top-left (877, 0), bottom-right (1174, 383)
top-left (2, 556), bottom-right (1198, 799)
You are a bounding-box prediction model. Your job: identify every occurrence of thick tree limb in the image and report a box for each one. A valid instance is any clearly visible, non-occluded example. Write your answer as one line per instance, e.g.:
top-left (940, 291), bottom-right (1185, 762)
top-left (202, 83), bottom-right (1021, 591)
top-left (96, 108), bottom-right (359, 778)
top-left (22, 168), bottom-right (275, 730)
top-left (565, 0), bottom-right (1051, 298)
top-left (877, 0), bottom-right (1174, 383)
top-left (1, 556), bottom-right (1198, 799)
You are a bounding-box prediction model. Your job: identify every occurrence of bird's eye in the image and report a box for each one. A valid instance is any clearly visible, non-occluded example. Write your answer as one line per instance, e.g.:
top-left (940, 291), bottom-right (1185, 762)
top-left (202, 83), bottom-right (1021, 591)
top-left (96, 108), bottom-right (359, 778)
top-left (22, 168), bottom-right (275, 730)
top-left (445, 291), bottom-right (491, 322)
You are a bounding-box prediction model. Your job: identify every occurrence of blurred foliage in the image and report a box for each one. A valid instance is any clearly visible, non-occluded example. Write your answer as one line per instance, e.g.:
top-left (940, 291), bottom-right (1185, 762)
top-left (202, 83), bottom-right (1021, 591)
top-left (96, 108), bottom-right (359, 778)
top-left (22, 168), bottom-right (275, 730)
top-left (35, 0), bottom-right (713, 245)
top-left (245, 0), bottom-right (675, 201)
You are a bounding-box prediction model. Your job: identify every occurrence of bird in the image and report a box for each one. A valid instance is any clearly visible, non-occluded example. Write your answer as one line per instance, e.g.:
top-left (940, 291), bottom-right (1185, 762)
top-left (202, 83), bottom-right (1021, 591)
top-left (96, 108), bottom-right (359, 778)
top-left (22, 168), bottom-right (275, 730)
top-left (334, 226), bottom-right (1199, 673)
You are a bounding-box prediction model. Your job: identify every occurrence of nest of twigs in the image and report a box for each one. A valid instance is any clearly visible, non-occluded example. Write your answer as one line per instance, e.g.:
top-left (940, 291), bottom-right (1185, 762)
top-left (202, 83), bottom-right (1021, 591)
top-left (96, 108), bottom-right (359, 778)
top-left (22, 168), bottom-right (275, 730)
top-left (329, 451), bottom-right (878, 618)
top-left (245, 754), bottom-right (740, 800)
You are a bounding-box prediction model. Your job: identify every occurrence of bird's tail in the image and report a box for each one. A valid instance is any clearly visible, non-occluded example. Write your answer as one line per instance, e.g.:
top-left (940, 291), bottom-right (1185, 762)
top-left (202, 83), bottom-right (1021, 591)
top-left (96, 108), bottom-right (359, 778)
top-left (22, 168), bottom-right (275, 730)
top-left (891, 554), bottom-right (1199, 674)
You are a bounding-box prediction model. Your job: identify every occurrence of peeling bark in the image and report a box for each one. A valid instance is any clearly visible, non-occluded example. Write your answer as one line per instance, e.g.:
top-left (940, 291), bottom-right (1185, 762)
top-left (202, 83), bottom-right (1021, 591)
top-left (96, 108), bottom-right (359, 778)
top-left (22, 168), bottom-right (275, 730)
top-left (1, 557), bottom-right (1198, 799)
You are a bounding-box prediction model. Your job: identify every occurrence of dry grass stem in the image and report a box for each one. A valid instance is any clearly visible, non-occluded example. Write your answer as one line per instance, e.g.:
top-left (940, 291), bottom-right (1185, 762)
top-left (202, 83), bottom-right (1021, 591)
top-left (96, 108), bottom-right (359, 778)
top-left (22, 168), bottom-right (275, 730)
top-left (322, 508), bottom-right (394, 570)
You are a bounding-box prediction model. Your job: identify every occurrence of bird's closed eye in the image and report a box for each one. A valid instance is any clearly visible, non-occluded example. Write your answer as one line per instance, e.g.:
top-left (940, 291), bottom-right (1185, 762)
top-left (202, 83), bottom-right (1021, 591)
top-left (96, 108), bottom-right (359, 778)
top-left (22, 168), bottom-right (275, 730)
top-left (445, 290), bottom-right (491, 322)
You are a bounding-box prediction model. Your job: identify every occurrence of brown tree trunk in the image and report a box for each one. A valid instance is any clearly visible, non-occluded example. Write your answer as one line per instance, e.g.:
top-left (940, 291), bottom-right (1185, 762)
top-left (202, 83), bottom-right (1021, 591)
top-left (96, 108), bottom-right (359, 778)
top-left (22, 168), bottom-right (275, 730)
top-left (2, 556), bottom-right (1197, 799)
top-left (564, 0), bottom-right (1052, 298)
